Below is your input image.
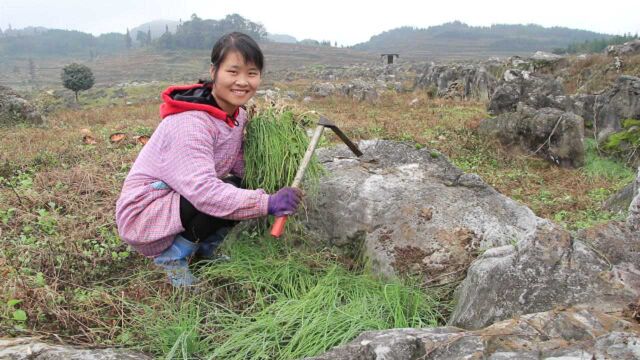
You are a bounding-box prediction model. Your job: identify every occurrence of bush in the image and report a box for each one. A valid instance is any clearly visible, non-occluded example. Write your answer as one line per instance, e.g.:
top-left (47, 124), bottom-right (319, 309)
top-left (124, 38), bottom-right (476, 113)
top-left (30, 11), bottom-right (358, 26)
top-left (61, 63), bottom-right (95, 103)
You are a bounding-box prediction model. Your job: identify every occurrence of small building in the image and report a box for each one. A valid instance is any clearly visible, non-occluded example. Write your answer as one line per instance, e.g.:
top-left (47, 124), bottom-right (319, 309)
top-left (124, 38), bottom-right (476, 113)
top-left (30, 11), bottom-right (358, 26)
top-left (381, 53), bottom-right (399, 65)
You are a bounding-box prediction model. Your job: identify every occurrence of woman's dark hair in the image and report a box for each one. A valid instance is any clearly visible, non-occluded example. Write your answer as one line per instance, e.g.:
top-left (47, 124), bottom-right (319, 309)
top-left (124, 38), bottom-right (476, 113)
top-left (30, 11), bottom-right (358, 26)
top-left (211, 32), bottom-right (264, 73)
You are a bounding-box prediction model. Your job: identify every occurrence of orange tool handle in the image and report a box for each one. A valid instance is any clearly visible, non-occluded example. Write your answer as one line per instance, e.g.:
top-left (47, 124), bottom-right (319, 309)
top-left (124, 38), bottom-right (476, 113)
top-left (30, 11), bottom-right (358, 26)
top-left (270, 215), bottom-right (288, 238)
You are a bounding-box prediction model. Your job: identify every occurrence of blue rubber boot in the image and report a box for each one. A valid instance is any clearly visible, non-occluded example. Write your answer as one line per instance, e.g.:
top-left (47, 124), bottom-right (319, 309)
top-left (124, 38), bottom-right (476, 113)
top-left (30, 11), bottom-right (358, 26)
top-left (195, 227), bottom-right (232, 262)
top-left (153, 235), bottom-right (199, 287)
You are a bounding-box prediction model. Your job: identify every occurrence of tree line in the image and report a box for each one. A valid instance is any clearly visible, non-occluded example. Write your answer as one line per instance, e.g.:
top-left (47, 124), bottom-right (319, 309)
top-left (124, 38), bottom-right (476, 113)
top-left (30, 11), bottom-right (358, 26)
top-left (0, 14), bottom-right (267, 56)
top-left (559, 33), bottom-right (640, 54)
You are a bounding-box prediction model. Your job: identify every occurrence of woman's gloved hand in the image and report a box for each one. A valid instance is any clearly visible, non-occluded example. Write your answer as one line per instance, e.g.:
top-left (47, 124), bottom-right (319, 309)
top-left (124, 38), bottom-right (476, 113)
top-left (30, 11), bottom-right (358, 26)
top-left (268, 187), bottom-right (303, 216)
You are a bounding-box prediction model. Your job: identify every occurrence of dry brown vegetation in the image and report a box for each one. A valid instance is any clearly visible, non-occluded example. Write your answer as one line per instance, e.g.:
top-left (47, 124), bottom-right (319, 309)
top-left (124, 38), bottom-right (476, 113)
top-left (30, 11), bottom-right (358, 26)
top-left (562, 53), bottom-right (640, 93)
top-left (0, 86), bottom-right (633, 346)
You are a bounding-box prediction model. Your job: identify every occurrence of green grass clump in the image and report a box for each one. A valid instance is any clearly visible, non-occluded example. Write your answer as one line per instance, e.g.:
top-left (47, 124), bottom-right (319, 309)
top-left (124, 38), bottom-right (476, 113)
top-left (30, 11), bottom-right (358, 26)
top-left (582, 138), bottom-right (635, 184)
top-left (133, 232), bottom-right (448, 359)
top-left (243, 106), bottom-right (323, 193)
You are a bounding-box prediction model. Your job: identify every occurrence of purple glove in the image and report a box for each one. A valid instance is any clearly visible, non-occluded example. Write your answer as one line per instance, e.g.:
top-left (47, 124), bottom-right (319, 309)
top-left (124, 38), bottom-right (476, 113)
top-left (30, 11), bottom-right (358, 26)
top-left (268, 187), bottom-right (303, 216)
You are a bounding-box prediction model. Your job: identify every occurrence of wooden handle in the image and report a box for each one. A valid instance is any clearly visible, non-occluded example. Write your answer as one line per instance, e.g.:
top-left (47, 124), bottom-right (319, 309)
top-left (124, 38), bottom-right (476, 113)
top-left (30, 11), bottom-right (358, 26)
top-left (270, 215), bottom-right (288, 238)
top-left (270, 124), bottom-right (325, 238)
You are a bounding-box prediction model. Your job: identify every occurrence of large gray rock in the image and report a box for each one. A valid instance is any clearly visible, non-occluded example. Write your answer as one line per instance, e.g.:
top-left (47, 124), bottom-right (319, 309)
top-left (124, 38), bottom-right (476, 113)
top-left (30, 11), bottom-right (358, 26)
top-left (479, 104), bottom-right (585, 167)
top-left (304, 140), bottom-right (540, 285)
top-left (0, 337), bottom-right (151, 359)
top-left (593, 75), bottom-right (640, 142)
top-left (338, 79), bottom-right (379, 102)
top-left (627, 167), bottom-right (640, 231)
top-left (606, 39), bottom-right (640, 57)
top-left (487, 69), bottom-right (565, 115)
top-left (307, 82), bottom-right (336, 97)
top-left (414, 63), bottom-right (497, 101)
top-left (308, 307), bottom-right (640, 360)
top-left (449, 218), bottom-right (640, 330)
top-left (0, 86), bottom-right (44, 126)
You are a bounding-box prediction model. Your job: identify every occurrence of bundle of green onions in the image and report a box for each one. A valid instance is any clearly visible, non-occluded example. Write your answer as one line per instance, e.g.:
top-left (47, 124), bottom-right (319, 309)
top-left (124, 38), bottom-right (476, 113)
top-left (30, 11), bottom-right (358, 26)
top-left (243, 106), bottom-right (323, 194)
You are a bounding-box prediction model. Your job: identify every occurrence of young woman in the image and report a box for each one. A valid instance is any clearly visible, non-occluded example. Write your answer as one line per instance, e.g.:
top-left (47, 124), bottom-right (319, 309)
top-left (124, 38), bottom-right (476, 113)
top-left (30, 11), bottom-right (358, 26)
top-left (115, 32), bottom-right (302, 287)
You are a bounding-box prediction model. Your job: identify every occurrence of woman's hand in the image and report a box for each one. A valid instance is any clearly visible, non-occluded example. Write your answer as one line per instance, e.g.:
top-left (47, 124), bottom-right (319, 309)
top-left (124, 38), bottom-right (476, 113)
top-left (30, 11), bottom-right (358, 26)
top-left (267, 187), bottom-right (303, 216)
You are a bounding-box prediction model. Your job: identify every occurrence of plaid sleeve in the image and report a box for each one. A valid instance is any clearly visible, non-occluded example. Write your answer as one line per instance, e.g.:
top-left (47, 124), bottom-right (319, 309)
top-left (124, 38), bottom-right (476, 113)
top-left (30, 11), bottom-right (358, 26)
top-left (230, 141), bottom-right (245, 179)
top-left (160, 115), bottom-right (268, 220)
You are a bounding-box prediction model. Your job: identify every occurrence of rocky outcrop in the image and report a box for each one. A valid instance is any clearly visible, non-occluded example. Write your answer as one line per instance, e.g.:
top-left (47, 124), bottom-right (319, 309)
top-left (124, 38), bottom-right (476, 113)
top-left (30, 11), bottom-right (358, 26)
top-left (0, 86), bottom-right (44, 126)
top-left (308, 307), bottom-right (640, 360)
top-left (338, 79), bottom-right (379, 102)
top-left (593, 75), bottom-right (640, 142)
top-left (479, 104), bottom-right (585, 167)
top-left (449, 217), bottom-right (640, 330)
top-left (307, 82), bottom-right (336, 97)
top-left (414, 63), bottom-right (497, 101)
top-left (606, 39), bottom-right (640, 57)
top-left (0, 337), bottom-right (151, 359)
top-left (487, 69), bottom-right (565, 115)
top-left (307, 79), bottom-right (379, 102)
top-left (304, 140), bottom-right (540, 285)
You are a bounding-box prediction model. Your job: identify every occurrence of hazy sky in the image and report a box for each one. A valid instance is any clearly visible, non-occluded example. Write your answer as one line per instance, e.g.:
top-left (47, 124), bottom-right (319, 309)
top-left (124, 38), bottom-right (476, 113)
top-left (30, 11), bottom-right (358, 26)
top-left (1, 0), bottom-right (639, 46)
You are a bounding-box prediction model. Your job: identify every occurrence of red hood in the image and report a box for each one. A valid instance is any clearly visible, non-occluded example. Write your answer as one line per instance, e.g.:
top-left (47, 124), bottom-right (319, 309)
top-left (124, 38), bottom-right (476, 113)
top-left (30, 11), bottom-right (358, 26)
top-left (159, 83), bottom-right (239, 128)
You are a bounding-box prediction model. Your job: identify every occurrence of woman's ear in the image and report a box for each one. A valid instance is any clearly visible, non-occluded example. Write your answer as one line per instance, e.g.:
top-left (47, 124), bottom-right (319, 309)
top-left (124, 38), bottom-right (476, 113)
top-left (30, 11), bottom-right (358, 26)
top-left (210, 64), bottom-right (217, 83)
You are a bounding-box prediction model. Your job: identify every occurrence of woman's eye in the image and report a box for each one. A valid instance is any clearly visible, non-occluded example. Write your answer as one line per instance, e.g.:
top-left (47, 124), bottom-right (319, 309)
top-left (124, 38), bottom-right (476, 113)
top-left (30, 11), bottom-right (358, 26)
top-left (228, 70), bottom-right (237, 75)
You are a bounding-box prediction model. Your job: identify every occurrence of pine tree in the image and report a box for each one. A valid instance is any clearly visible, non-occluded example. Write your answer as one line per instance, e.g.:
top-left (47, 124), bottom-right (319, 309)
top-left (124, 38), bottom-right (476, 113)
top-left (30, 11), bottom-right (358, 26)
top-left (147, 27), bottom-right (152, 45)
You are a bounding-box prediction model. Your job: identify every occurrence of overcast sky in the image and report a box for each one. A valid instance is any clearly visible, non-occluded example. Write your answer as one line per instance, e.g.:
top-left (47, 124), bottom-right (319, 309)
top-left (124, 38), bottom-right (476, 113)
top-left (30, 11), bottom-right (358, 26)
top-left (1, 0), bottom-right (639, 46)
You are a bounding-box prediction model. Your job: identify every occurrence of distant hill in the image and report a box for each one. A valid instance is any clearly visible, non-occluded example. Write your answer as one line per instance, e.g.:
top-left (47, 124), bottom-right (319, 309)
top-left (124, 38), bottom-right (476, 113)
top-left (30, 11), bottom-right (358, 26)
top-left (267, 33), bottom-right (297, 44)
top-left (130, 20), bottom-right (179, 40)
top-left (353, 21), bottom-right (612, 59)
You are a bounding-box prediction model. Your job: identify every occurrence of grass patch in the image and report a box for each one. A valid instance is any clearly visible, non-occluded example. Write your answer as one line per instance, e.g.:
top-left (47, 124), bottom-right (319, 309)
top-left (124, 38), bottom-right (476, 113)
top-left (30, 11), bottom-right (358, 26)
top-left (582, 138), bottom-right (635, 184)
top-left (243, 105), bottom-right (323, 193)
top-left (132, 231), bottom-right (449, 359)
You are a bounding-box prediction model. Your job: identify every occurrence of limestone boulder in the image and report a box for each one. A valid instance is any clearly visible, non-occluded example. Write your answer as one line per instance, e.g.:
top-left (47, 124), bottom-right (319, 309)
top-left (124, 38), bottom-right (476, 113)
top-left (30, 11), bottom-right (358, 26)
top-left (479, 104), bottom-right (585, 167)
top-left (487, 69), bottom-right (565, 115)
top-left (0, 86), bottom-right (44, 126)
top-left (606, 39), bottom-right (640, 57)
top-left (0, 337), bottom-right (151, 359)
top-left (307, 82), bottom-right (336, 97)
top-left (414, 63), bottom-right (497, 101)
top-left (338, 79), bottom-right (379, 102)
top-left (304, 140), bottom-right (540, 285)
top-left (593, 75), bottom-right (640, 142)
top-left (308, 307), bottom-right (640, 360)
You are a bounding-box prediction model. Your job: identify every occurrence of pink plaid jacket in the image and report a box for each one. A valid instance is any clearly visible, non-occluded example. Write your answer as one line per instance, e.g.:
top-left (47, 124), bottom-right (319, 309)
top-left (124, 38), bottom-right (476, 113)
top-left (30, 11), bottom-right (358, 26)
top-left (115, 99), bottom-right (269, 257)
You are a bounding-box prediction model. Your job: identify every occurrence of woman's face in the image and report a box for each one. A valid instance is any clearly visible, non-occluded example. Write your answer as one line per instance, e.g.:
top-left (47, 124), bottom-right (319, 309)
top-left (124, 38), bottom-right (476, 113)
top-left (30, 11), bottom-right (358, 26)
top-left (210, 50), bottom-right (261, 114)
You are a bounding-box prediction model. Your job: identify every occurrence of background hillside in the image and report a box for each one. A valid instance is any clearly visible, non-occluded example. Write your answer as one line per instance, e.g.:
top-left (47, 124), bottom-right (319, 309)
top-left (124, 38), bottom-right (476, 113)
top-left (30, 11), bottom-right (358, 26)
top-left (353, 21), bottom-right (612, 59)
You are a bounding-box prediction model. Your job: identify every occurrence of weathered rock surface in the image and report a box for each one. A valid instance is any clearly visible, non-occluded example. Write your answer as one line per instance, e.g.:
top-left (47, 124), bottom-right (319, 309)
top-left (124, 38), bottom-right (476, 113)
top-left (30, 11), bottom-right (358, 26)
top-left (308, 82), bottom-right (337, 97)
top-left (606, 39), bottom-right (640, 57)
top-left (0, 86), bottom-right (44, 126)
top-left (628, 167), bottom-right (640, 231)
top-left (0, 337), bottom-right (151, 359)
top-left (593, 75), bottom-right (640, 142)
top-left (414, 63), bottom-right (497, 101)
top-left (449, 217), bottom-right (640, 330)
top-left (487, 69), bottom-right (565, 115)
top-left (304, 140), bottom-right (540, 285)
top-left (479, 104), bottom-right (585, 167)
top-left (308, 307), bottom-right (640, 360)
top-left (307, 79), bottom-right (379, 102)
top-left (338, 79), bottom-right (379, 102)
top-left (603, 174), bottom-right (638, 213)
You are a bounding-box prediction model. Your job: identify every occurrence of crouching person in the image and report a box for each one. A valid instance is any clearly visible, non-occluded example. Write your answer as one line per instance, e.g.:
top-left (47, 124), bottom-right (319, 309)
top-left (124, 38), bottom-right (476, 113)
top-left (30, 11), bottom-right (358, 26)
top-left (115, 32), bottom-right (302, 287)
